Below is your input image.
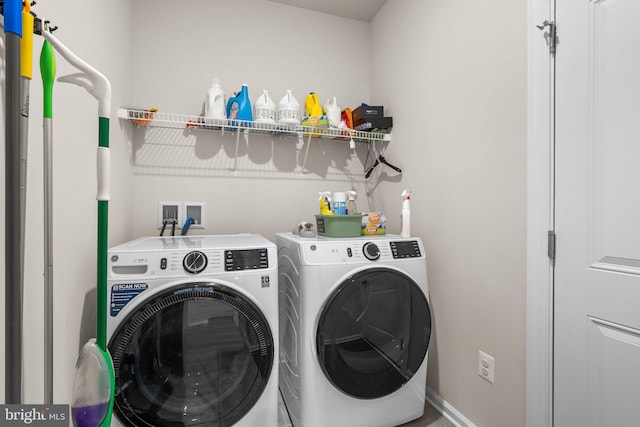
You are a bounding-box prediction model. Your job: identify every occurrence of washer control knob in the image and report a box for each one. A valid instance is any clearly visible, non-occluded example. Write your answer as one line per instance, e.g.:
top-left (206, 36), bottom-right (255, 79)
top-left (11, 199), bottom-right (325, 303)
top-left (183, 251), bottom-right (208, 274)
top-left (363, 242), bottom-right (381, 261)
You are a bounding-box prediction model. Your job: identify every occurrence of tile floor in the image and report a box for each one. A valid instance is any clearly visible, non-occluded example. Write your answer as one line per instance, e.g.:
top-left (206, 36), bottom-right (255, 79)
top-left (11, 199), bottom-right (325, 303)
top-left (397, 402), bottom-right (455, 427)
top-left (278, 393), bottom-right (454, 427)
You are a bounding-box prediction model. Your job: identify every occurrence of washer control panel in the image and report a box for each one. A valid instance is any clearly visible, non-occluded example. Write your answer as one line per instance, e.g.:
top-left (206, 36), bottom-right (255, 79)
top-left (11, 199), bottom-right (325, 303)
top-left (225, 248), bottom-right (269, 271)
top-left (110, 247), bottom-right (273, 277)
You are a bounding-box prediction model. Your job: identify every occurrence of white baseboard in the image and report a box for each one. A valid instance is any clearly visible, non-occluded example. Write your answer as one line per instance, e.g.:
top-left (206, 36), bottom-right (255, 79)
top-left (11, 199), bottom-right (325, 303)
top-left (426, 388), bottom-right (477, 427)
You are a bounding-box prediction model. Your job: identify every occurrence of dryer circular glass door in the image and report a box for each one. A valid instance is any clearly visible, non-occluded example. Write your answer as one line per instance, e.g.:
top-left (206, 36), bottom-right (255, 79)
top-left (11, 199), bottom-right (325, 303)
top-left (108, 283), bottom-right (274, 427)
top-left (316, 267), bottom-right (431, 399)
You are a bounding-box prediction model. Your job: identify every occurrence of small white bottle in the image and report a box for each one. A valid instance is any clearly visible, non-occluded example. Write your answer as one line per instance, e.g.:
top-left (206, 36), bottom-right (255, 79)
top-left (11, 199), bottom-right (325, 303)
top-left (333, 192), bottom-right (347, 216)
top-left (400, 190), bottom-right (411, 237)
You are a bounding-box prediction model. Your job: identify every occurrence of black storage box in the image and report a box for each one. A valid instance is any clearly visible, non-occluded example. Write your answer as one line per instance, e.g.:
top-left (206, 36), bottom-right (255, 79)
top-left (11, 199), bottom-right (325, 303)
top-left (353, 105), bottom-right (384, 123)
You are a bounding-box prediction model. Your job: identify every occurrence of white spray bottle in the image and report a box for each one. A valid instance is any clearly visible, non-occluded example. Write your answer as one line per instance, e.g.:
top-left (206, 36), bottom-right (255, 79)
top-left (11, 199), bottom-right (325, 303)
top-left (346, 191), bottom-right (358, 215)
top-left (401, 190), bottom-right (412, 237)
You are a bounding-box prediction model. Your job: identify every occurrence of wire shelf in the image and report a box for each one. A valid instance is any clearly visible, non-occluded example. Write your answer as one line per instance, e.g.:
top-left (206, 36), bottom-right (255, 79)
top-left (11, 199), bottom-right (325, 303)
top-left (118, 108), bottom-right (391, 143)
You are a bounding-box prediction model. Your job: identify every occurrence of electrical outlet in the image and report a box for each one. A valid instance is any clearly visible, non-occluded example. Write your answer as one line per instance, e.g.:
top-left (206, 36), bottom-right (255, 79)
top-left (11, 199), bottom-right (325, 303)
top-left (158, 201), bottom-right (182, 229)
top-left (183, 202), bottom-right (205, 229)
top-left (478, 350), bottom-right (495, 384)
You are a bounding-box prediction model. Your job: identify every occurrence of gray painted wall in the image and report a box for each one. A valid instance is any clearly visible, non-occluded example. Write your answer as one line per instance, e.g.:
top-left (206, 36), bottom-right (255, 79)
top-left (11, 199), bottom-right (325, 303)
top-left (371, 1), bottom-right (527, 426)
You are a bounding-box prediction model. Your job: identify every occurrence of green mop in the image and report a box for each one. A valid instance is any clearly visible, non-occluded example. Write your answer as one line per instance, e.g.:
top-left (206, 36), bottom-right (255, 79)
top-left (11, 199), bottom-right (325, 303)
top-left (41, 27), bottom-right (114, 427)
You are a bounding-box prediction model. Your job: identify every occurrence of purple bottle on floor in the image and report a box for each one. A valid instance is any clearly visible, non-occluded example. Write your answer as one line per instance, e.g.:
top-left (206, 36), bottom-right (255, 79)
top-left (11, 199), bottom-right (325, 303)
top-left (72, 401), bottom-right (109, 427)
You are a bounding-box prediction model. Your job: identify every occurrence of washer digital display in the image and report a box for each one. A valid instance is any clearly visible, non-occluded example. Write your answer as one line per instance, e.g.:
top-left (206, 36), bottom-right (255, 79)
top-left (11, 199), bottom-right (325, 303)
top-left (225, 248), bottom-right (269, 271)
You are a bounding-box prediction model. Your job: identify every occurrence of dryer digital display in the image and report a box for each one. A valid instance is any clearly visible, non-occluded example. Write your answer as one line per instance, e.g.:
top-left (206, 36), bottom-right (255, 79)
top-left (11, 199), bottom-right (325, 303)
top-left (225, 248), bottom-right (269, 271)
top-left (390, 240), bottom-right (422, 258)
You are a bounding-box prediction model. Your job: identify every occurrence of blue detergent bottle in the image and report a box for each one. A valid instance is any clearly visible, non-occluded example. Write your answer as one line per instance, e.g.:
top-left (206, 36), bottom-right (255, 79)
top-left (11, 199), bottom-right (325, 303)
top-left (226, 84), bottom-right (253, 126)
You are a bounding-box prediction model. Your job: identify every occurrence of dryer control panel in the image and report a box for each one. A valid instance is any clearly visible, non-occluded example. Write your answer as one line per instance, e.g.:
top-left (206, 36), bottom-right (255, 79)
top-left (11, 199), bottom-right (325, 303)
top-left (390, 240), bottom-right (422, 258)
top-left (297, 236), bottom-right (425, 265)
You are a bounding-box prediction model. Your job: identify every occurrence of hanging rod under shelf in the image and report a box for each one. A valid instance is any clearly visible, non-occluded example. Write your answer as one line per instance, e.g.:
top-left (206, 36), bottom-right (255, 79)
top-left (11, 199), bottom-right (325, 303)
top-left (117, 108), bottom-right (391, 143)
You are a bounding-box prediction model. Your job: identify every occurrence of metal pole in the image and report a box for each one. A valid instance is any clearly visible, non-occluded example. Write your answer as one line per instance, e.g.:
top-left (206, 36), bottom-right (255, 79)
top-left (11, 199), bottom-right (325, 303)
top-left (40, 30), bottom-right (56, 405)
top-left (20, 0), bottom-right (34, 278)
top-left (43, 117), bottom-right (54, 403)
top-left (4, 0), bottom-right (24, 403)
top-left (19, 2), bottom-right (34, 402)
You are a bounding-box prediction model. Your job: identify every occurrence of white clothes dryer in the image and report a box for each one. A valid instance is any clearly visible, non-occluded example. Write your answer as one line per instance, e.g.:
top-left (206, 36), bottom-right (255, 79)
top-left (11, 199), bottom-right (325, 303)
top-left (277, 233), bottom-right (431, 427)
top-left (106, 234), bottom-right (278, 427)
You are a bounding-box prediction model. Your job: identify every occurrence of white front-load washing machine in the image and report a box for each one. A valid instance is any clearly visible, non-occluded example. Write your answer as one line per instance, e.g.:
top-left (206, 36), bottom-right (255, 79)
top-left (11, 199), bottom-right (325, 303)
top-left (106, 234), bottom-right (278, 427)
top-left (277, 233), bottom-right (431, 427)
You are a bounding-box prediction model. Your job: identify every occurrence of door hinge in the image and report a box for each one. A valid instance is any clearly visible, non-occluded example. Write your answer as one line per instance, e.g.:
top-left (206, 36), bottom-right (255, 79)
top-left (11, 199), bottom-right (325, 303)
top-left (547, 230), bottom-right (556, 261)
top-left (537, 20), bottom-right (557, 55)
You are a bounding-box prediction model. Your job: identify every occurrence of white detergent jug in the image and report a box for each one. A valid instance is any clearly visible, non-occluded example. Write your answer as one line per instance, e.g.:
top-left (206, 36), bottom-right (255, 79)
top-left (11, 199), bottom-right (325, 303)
top-left (204, 78), bottom-right (226, 120)
top-left (277, 90), bottom-right (301, 125)
top-left (254, 90), bottom-right (276, 124)
top-left (323, 96), bottom-right (342, 128)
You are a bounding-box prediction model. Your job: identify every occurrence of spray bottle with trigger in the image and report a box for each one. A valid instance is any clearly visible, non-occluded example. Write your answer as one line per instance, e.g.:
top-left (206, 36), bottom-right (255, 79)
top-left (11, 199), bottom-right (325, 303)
top-left (346, 191), bottom-right (358, 215)
top-left (318, 191), bottom-right (334, 216)
top-left (401, 190), bottom-right (412, 237)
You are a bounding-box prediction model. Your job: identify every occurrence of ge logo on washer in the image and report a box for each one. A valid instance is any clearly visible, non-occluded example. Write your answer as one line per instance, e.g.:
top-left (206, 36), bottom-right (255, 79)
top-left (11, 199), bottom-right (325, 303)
top-left (261, 276), bottom-right (270, 288)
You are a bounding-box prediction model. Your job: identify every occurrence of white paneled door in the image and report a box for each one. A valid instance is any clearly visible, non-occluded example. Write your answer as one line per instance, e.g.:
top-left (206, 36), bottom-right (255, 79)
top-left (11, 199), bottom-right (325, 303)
top-left (554, 0), bottom-right (640, 425)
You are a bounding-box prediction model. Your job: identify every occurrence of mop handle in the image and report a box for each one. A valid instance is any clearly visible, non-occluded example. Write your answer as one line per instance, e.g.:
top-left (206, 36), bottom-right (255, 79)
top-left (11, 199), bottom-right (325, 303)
top-left (4, 0), bottom-right (23, 405)
top-left (41, 30), bottom-right (112, 354)
top-left (41, 30), bottom-right (111, 202)
top-left (40, 25), bottom-right (115, 427)
top-left (40, 27), bottom-right (57, 405)
top-left (41, 30), bottom-right (111, 117)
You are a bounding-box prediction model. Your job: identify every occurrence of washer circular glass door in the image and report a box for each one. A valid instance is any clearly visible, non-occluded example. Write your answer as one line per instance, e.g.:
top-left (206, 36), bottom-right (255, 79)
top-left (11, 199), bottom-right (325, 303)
top-left (108, 283), bottom-right (274, 427)
top-left (316, 267), bottom-right (431, 399)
